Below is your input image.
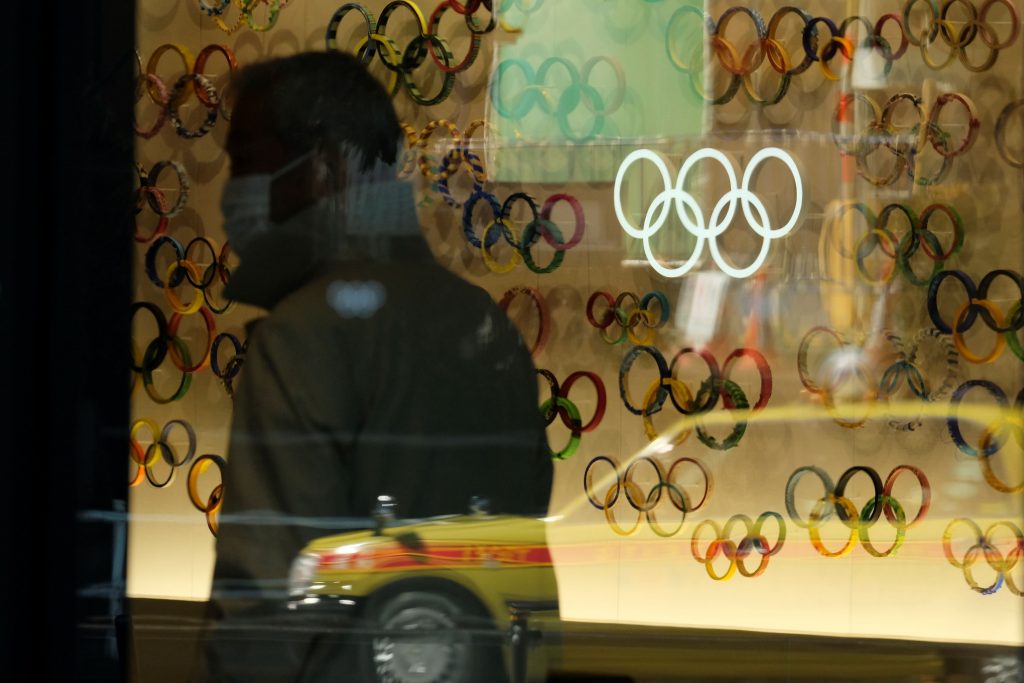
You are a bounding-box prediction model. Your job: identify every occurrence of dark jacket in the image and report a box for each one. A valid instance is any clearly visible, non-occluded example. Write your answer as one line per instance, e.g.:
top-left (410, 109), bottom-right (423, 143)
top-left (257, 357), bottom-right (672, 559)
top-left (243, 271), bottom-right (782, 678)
top-left (198, 224), bottom-right (552, 681)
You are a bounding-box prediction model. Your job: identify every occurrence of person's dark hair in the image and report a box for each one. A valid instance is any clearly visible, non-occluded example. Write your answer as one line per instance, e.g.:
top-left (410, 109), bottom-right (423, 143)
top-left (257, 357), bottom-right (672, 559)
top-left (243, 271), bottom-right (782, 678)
top-left (233, 51), bottom-right (402, 171)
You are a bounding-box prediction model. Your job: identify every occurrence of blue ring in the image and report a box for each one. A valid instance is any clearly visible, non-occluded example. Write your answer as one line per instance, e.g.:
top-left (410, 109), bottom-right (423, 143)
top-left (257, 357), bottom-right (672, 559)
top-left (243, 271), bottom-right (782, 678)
top-left (927, 270), bottom-right (978, 334)
top-left (947, 380), bottom-right (1008, 458)
top-left (618, 345), bottom-right (670, 416)
top-left (211, 333), bottom-right (244, 380)
top-left (145, 236), bottom-right (186, 288)
top-left (461, 189), bottom-right (503, 248)
top-left (785, 465), bottom-right (836, 529)
top-left (584, 455), bottom-right (620, 510)
top-left (803, 16), bottom-right (838, 63)
top-left (639, 291), bottom-right (670, 327)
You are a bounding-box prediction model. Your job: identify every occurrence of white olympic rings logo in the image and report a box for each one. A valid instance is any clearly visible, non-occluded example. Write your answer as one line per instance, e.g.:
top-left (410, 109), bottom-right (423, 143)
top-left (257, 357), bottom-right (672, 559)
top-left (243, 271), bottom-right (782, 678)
top-left (613, 147), bottom-right (803, 279)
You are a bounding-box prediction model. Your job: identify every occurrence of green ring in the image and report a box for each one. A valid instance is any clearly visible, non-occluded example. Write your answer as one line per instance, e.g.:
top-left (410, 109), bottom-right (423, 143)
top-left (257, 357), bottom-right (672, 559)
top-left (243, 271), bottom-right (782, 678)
top-left (490, 59), bottom-right (538, 120)
top-left (1006, 303), bottom-right (1024, 362)
top-left (520, 219), bottom-right (566, 274)
top-left (401, 34), bottom-right (456, 106)
top-left (695, 379), bottom-right (748, 450)
top-left (540, 397), bottom-right (581, 461)
top-left (142, 336), bottom-right (193, 404)
top-left (555, 83), bottom-right (605, 142)
top-left (896, 228), bottom-right (944, 286)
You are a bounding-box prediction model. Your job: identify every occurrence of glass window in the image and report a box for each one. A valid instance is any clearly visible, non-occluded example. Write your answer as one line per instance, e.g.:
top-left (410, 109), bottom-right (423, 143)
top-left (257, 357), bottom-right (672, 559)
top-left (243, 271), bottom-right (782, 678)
top-left (123, 1), bottom-right (1023, 681)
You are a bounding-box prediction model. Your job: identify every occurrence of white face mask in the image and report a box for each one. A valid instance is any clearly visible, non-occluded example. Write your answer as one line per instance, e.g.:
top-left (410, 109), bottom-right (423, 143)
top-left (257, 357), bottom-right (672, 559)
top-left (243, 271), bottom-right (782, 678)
top-left (220, 152), bottom-right (312, 257)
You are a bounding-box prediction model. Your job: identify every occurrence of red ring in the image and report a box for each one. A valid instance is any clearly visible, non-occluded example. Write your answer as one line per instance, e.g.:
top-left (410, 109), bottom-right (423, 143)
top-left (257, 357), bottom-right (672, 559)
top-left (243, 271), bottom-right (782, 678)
top-left (448, 0), bottom-right (482, 14)
top-left (883, 464), bottom-right (931, 527)
top-left (427, 1), bottom-right (482, 74)
top-left (874, 13), bottom-right (909, 60)
top-left (666, 457), bottom-right (711, 512)
top-left (193, 44), bottom-right (238, 108)
top-left (721, 348), bottom-right (772, 411)
top-left (539, 193), bottom-right (586, 251)
top-left (559, 371), bottom-right (607, 432)
top-left (586, 291), bottom-right (616, 329)
top-left (166, 305), bottom-right (217, 373)
top-left (135, 186), bottom-right (170, 243)
top-left (498, 286), bottom-right (550, 357)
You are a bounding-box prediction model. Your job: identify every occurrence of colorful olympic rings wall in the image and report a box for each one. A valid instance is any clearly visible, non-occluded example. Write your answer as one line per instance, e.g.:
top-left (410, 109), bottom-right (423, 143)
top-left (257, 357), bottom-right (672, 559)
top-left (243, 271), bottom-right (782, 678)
top-left (584, 455), bottom-right (712, 538)
top-left (831, 92), bottom-right (978, 187)
top-left (136, 44), bottom-right (238, 139)
top-left (537, 369), bottom-right (606, 460)
top-left (618, 345), bottom-right (772, 450)
top-left (785, 464), bottom-right (931, 559)
top-left (130, 418), bottom-right (226, 535)
top-left (586, 290), bottom-right (669, 346)
top-left (820, 201), bottom-right (966, 283)
top-left (324, 1), bottom-right (502, 106)
top-left (199, 0), bottom-right (296, 35)
top-left (664, 1), bottom-right (1020, 106)
top-left (463, 189), bottom-right (586, 274)
top-left (944, 518), bottom-right (1023, 595)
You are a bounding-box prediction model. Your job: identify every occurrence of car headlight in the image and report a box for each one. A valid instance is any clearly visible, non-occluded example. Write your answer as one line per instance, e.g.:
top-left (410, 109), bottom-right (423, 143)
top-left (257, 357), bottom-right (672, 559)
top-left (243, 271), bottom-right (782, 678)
top-left (287, 553), bottom-right (320, 597)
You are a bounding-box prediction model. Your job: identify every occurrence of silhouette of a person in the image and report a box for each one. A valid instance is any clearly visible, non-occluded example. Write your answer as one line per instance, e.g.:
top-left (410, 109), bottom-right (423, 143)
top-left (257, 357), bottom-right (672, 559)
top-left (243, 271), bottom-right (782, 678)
top-left (196, 51), bottom-right (553, 682)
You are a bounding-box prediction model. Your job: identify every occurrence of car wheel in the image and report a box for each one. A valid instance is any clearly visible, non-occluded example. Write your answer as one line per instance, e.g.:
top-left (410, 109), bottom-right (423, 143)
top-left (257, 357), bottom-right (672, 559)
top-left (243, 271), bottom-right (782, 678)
top-left (362, 590), bottom-right (498, 683)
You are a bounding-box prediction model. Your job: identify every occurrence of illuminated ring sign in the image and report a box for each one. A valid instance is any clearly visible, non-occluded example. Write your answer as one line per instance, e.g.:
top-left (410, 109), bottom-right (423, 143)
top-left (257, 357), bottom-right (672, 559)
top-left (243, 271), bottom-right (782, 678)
top-left (614, 147), bottom-right (802, 279)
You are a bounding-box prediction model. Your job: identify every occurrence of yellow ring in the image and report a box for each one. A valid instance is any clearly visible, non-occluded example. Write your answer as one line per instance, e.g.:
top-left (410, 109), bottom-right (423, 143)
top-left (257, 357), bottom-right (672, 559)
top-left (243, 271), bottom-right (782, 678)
top-left (820, 365), bottom-right (876, 429)
top-left (641, 378), bottom-right (693, 446)
top-left (703, 539), bottom-right (738, 581)
top-left (690, 519), bottom-right (723, 563)
top-left (919, 19), bottom-right (959, 69)
top-left (807, 495), bottom-right (859, 558)
top-left (206, 484), bottom-right (224, 536)
top-left (818, 36), bottom-right (853, 81)
top-left (212, 0), bottom-right (246, 34)
top-left (480, 222), bottom-right (522, 274)
top-left (626, 309), bottom-right (657, 345)
top-left (129, 418), bottom-right (160, 461)
top-left (355, 34), bottom-right (402, 96)
top-left (164, 260), bottom-right (204, 315)
top-left (951, 299), bottom-right (1006, 364)
top-left (943, 518), bottom-right (984, 568)
top-left (145, 44), bottom-right (195, 105)
top-left (604, 482), bottom-right (642, 536)
top-left (979, 427), bottom-right (1023, 493)
top-left (188, 455), bottom-right (226, 513)
top-left (418, 119), bottom-right (463, 182)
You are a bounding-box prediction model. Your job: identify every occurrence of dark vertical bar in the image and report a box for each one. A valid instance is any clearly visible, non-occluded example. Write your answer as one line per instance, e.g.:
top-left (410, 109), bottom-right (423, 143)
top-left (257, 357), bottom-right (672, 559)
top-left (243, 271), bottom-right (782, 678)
top-left (1, 2), bottom-right (135, 680)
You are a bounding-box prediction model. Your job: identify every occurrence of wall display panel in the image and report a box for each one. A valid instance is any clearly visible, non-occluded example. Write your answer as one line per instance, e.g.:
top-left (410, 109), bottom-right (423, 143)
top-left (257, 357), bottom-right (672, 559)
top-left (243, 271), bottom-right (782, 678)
top-left (131, 0), bottom-right (1023, 657)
